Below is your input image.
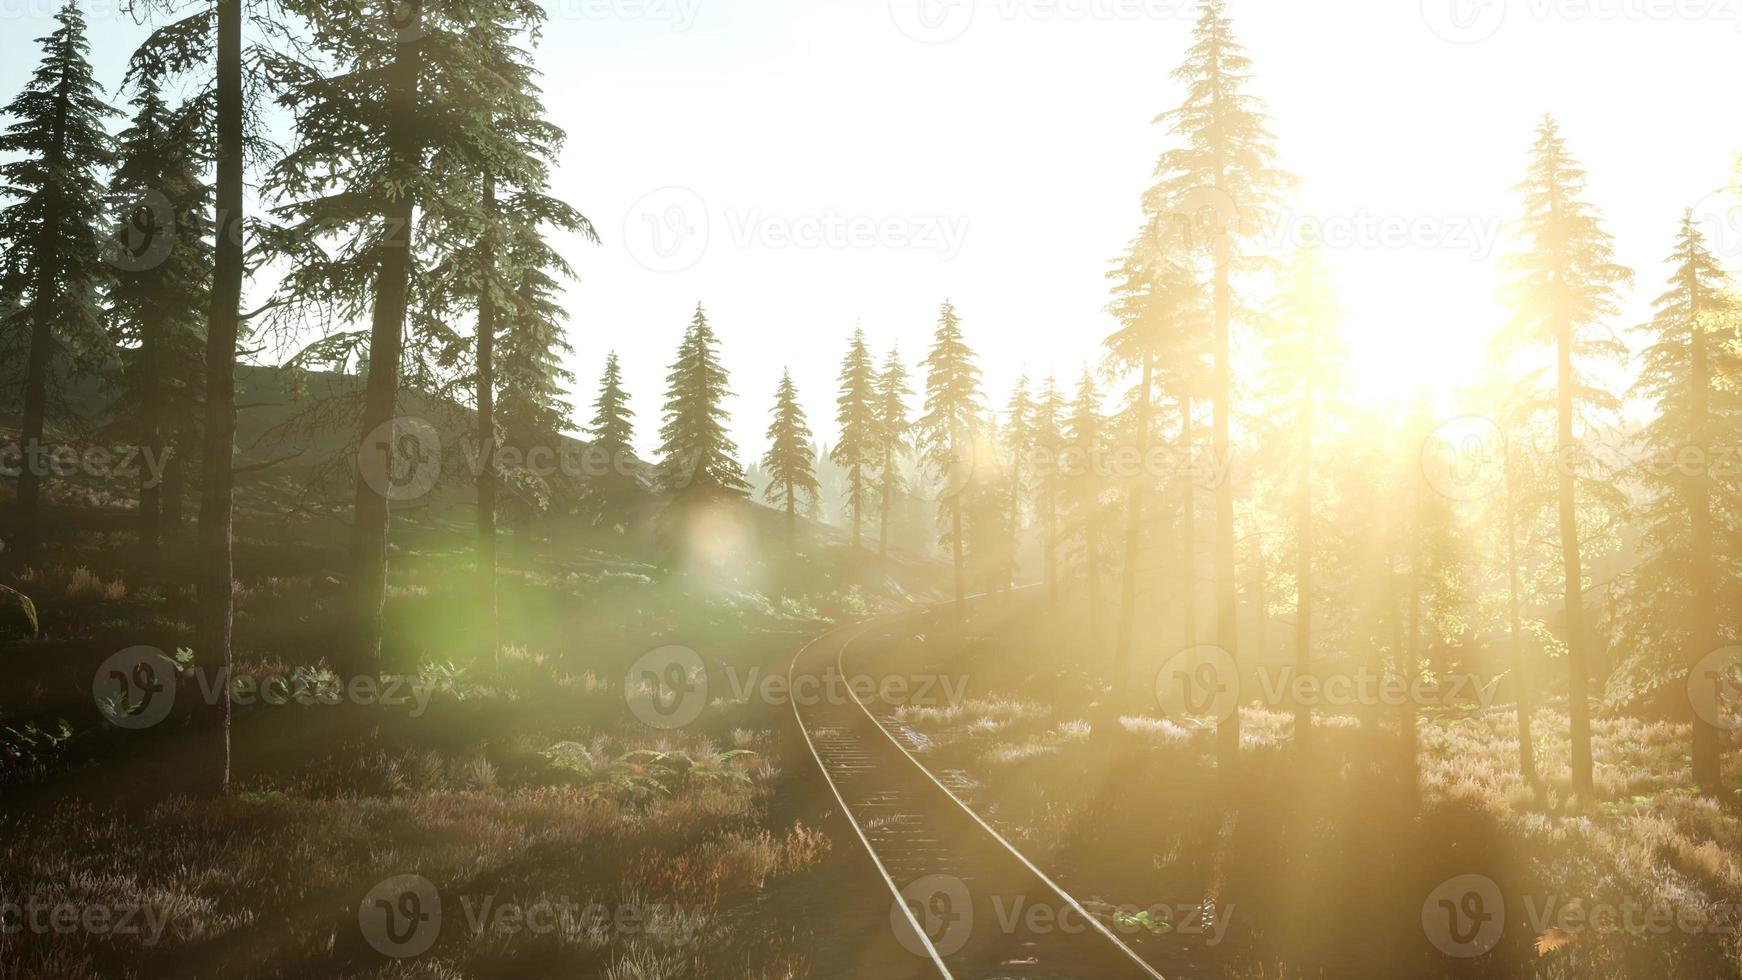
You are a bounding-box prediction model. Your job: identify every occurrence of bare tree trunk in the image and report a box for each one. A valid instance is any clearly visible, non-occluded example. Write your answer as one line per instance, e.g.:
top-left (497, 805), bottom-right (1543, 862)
top-left (1503, 431), bottom-right (1537, 786)
top-left (1115, 356), bottom-right (1153, 686)
top-left (1402, 478), bottom-right (1422, 776)
top-left (476, 175), bottom-right (499, 674)
top-left (1688, 285), bottom-right (1721, 791)
top-left (1086, 508), bottom-right (1104, 663)
top-left (1182, 401), bottom-right (1197, 647)
top-left (951, 497), bottom-right (965, 628)
top-left (878, 463), bottom-right (893, 559)
top-left (15, 285), bottom-right (54, 551)
top-left (139, 310), bottom-right (164, 569)
top-left (162, 440), bottom-right (186, 530)
top-left (1293, 389), bottom-right (1313, 745)
top-left (199, 0), bottom-right (244, 795)
top-left (351, 6), bottom-right (422, 671)
top-left (1556, 318), bottom-right (1595, 799)
top-left (1044, 483), bottom-right (1058, 610)
top-left (1213, 257), bottom-right (1239, 774)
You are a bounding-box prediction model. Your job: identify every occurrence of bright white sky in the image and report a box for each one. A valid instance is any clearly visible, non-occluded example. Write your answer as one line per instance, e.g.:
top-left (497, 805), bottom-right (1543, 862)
top-left (7, 0), bottom-right (1740, 456)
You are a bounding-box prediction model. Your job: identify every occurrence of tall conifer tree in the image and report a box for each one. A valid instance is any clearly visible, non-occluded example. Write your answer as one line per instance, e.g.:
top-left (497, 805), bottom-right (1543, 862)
top-left (764, 370), bottom-right (820, 540)
top-left (833, 326), bottom-right (878, 549)
top-left (1149, 0), bottom-right (1294, 772)
top-left (1498, 116), bottom-right (1632, 799)
top-left (0, 2), bottom-right (116, 548)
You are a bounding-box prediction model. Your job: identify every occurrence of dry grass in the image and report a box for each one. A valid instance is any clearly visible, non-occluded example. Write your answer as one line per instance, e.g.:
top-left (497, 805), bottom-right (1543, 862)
top-left (0, 727), bottom-right (824, 980)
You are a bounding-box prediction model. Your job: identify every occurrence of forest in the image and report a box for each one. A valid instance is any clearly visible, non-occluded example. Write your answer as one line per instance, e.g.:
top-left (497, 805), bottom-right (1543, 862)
top-left (0, 1), bottom-right (1738, 978)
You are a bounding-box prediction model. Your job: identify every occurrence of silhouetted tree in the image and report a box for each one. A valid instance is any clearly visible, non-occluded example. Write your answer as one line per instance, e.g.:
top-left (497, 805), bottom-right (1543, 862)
top-left (1106, 223), bottom-right (1207, 683)
top-left (1033, 374), bottom-right (1066, 609)
top-left (1064, 370), bottom-right (1110, 662)
top-left (1499, 115), bottom-right (1632, 799)
top-left (918, 300), bottom-right (986, 623)
top-left (658, 304), bottom-right (749, 552)
top-left (1616, 214), bottom-right (1741, 791)
top-left (764, 370), bottom-right (820, 541)
top-left (104, 72), bottom-right (210, 568)
top-left (1256, 241), bottom-right (1347, 745)
top-left (874, 344), bottom-right (912, 560)
top-left (0, 1), bottom-right (116, 550)
top-left (1149, 0), bottom-right (1294, 774)
top-left (582, 352), bottom-right (643, 530)
top-left (833, 326), bottom-right (877, 549)
top-left (1002, 374), bottom-right (1035, 598)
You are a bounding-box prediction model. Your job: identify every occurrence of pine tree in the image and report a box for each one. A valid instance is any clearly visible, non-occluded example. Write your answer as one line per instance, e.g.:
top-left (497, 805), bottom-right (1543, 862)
top-left (874, 345), bottom-right (913, 560)
top-left (266, 0), bottom-right (552, 666)
top-left (1064, 370), bottom-right (1110, 661)
top-left (103, 72), bottom-right (210, 567)
top-left (1256, 242), bottom-right (1347, 745)
top-left (763, 370), bottom-right (820, 540)
top-left (833, 326), bottom-right (878, 549)
top-left (126, 0), bottom-right (289, 791)
top-left (1498, 115), bottom-right (1633, 799)
top-left (918, 300), bottom-right (987, 623)
top-left (1106, 222), bottom-right (1208, 682)
top-left (582, 352), bottom-right (643, 529)
top-left (0, 1), bottom-right (116, 549)
top-left (1616, 214), bottom-right (1741, 791)
top-left (1033, 374), bottom-right (1066, 609)
top-left (658, 304), bottom-right (749, 549)
top-left (1002, 375), bottom-right (1035, 598)
top-left (1149, 0), bottom-right (1294, 773)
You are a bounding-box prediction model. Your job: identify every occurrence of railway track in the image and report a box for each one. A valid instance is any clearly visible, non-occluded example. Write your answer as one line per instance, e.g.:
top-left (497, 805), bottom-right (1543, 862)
top-left (790, 612), bottom-right (1176, 980)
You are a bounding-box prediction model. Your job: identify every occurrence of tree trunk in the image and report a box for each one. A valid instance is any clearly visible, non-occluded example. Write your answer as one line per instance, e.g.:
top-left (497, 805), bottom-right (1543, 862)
top-left (1293, 388), bottom-right (1313, 745)
top-left (199, 0), bottom-right (244, 795)
top-left (851, 470), bottom-right (862, 549)
top-left (1504, 429), bottom-right (1536, 786)
top-left (1086, 509), bottom-right (1103, 663)
top-left (15, 283), bottom-right (55, 551)
top-left (1402, 478), bottom-right (1422, 776)
top-left (139, 310), bottom-right (164, 569)
top-left (951, 496), bottom-right (965, 628)
top-left (1182, 400), bottom-right (1197, 647)
top-left (1689, 283), bottom-right (1721, 791)
top-left (162, 440), bottom-right (186, 530)
top-left (879, 463), bottom-right (892, 559)
top-left (476, 174), bottom-right (499, 674)
top-left (1044, 483), bottom-right (1057, 610)
top-left (1213, 255), bottom-right (1239, 774)
top-left (1114, 356), bottom-right (1153, 687)
top-left (1556, 315), bottom-right (1595, 799)
top-left (350, 6), bottom-right (422, 671)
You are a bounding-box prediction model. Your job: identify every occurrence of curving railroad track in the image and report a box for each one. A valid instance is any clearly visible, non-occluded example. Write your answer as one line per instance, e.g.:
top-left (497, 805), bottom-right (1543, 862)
top-left (790, 611), bottom-right (1186, 980)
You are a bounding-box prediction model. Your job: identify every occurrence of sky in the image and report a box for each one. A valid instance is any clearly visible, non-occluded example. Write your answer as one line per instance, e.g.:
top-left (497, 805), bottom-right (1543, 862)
top-left (4, 0), bottom-right (1741, 458)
